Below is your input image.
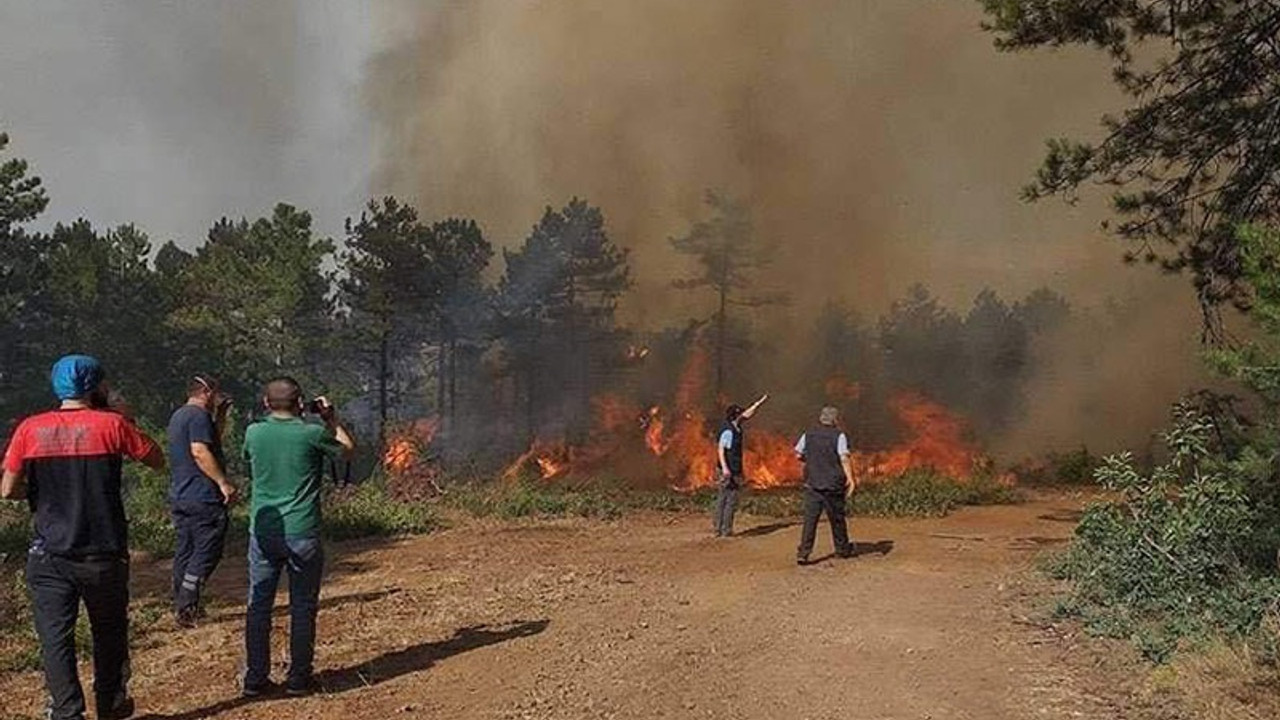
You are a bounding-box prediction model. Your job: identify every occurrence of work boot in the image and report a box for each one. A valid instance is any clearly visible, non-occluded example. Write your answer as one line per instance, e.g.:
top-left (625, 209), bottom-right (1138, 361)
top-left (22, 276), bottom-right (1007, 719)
top-left (285, 676), bottom-right (318, 697)
top-left (241, 679), bottom-right (279, 699)
top-left (175, 606), bottom-right (199, 629)
top-left (96, 695), bottom-right (135, 720)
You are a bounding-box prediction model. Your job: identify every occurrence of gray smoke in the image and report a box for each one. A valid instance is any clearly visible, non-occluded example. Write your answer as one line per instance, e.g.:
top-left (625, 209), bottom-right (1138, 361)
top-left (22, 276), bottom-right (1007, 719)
top-left (364, 0), bottom-right (1211, 455)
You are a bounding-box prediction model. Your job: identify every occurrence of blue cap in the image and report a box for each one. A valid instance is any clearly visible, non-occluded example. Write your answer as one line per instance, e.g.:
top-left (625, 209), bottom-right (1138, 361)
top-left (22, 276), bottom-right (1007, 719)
top-left (50, 355), bottom-right (104, 400)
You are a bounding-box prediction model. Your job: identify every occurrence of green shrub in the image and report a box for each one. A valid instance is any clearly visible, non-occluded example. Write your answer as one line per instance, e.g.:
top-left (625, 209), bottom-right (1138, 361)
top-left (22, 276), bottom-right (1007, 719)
top-left (441, 470), bottom-right (1018, 522)
top-left (852, 469), bottom-right (1020, 517)
top-left (443, 479), bottom-right (627, 520)
top-left (0, 514), bottom-right (29, 560)
top-left (324, 480), bottom-right (438, 541)
top-left (736, 491), bottom-right (802, 517)
top-left (1051, 402), bottom-right (1280, 662)
top-left (0, 571), bottom-right (40, 672)
top-left (123, 465), bottom-right (176, 558)
top-left (1017, 446), bottom-right (1102, 486)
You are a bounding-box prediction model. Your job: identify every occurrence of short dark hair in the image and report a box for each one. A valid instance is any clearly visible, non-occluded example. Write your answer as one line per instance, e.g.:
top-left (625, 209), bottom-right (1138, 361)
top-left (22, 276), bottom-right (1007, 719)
top-left (188, 374), bottom-right (218, 397)
top-left (725, 404), bottom-right (745, 422)
top-left (264, 376), bottom-right (302, 411)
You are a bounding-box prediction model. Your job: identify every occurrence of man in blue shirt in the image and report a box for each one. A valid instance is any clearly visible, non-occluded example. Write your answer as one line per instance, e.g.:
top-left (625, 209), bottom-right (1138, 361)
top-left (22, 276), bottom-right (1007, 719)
top-left (168, 374), bottom-right (237, 627)
top-left (794, 405), bottom-right (856, 564)
top-left (713, 393), bottom-right (768, 537)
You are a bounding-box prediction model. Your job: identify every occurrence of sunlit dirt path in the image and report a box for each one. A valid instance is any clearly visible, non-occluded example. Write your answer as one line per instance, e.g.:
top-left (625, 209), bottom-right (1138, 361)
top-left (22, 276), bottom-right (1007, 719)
top-left (2, 494), bottom-right (1138, 720)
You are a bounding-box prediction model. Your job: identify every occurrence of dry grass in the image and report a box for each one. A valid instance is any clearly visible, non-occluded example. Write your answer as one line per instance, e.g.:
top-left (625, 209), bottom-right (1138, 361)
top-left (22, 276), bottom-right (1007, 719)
top-left (1155, 633), bottom-right (1280, 720)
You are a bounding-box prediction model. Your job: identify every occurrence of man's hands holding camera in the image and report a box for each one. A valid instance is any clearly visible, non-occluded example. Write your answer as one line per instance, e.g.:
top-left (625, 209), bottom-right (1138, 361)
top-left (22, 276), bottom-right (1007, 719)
top-left (307, 396), bottom-right (337, 424)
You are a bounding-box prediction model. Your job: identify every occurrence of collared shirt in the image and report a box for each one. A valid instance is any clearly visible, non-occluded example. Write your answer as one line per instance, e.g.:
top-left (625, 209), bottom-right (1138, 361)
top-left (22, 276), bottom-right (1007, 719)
top-left (794, 431), bottom-right (850, 457)
top-left (718, 428), bottom-right (735, 450)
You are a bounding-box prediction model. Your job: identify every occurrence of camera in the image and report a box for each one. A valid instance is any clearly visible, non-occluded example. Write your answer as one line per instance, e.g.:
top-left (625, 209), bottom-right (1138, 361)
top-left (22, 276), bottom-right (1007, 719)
top-left (305, 398), bottom-right (330, 416)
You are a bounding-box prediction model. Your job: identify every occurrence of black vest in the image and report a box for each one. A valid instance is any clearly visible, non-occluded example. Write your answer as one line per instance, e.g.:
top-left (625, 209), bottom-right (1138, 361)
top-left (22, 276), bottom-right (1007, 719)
top-left (720, 421), bottom-right (744, 475)
top-left (802, 425), bottom-right (845, 491)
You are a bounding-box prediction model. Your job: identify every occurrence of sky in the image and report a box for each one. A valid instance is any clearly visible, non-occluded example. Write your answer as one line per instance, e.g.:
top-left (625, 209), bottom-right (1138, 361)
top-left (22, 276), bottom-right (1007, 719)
top-left (0, 1), bottom-right (378, 244)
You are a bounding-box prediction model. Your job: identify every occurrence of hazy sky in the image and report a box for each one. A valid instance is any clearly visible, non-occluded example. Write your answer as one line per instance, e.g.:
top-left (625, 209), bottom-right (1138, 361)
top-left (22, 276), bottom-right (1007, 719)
top-left (0, 1), bottom-right (379, 244)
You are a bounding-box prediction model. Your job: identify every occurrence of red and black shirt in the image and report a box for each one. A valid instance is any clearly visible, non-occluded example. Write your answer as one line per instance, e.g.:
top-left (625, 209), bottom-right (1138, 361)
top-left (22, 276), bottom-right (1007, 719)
top-left (3, 408), bottom-right (156, 557)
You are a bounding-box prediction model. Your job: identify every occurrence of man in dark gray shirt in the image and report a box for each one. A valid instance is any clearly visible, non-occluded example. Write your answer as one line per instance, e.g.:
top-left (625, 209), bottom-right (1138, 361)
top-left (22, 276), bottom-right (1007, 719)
top-left (168, 374), bottom-right (236, 626)
top-left (794, 406), bottom-right (855, 564)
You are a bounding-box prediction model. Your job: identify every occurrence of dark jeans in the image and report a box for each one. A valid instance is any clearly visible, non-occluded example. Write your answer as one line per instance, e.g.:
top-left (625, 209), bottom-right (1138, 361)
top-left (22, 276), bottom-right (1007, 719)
top-left (713, 474), bottom-right (742, 536)
top-left (244, 534), bottom-right (324, 688)
top-left (26, 548), bottom-right (130, 720)
top-left (797, 487), bottom-right (852, 560)
top-left (172, 501), bottom-right (228, 615)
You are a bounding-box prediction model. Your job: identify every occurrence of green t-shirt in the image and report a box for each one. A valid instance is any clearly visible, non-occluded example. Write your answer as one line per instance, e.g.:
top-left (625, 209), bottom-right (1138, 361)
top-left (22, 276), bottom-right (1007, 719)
top-left (243, 415), bottom-right (344, 538)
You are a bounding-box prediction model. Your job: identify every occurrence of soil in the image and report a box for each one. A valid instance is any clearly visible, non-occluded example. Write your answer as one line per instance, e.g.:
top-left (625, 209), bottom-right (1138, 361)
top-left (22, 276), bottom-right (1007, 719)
top-left (1, 493), bottom-right (1177, 719)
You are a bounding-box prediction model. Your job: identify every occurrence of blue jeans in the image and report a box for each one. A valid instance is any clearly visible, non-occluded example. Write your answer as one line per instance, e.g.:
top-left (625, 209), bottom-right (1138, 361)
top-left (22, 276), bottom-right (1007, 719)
top-left (243, 534), bottom-right (323, 687)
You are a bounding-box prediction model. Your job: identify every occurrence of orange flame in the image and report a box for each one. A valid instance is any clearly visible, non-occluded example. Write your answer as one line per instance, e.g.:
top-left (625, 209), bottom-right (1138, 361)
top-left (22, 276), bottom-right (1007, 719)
top-left (382, 417), bottom-right (440, 474)
top-left (643, 406), bottom-right (667, 456)
top-left (493, 341), bottom-right (1005, 491)
top-left (502, 438), bottom-right (577, 480)
top-left (536, 455), bottom-right (565, 478)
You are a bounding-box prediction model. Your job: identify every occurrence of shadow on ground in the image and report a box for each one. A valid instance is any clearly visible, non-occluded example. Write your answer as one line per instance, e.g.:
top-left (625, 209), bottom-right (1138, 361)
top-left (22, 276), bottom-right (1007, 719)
top-left (855, 540), bottom-right (894, 557)
top-left (800, 539), bottom-right (895, 566)
top-left (206, 588), bottom-right (405, 624)
top-left (1038, 509), bottom-right (1085, 523)
top-left (133, 619), bottom-right (550, 720)
top-left (737, 522), bottom-right (796, 537)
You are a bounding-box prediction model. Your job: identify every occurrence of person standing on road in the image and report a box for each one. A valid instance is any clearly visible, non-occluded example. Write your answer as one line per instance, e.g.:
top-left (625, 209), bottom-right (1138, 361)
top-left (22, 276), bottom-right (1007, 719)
top-left (794, 405), bottom-right (856, 565)
top-left (1, 355), bottom-right (165, 720)
top-left (168, 373), bottom-right (237, 627)
top-left (714, 393), bottom-right (769, 537)
top-left (240, 377), bottom-right (354, 698)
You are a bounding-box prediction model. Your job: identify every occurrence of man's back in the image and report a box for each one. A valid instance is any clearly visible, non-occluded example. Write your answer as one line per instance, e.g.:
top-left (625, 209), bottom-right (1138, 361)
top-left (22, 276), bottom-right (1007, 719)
top-left (167, 404), bottom-right (223, 505)
top-left (799, 425), bottom-right (847, 491)
top-left (243, 416), bottom-right (341, 538)
top-left (3, 408), bottom-right (155, 556)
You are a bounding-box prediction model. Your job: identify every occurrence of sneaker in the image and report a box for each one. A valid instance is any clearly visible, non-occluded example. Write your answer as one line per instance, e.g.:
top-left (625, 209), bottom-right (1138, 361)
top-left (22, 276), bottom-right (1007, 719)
top-left (175, 607), bottom-right (198, 629)
top-left (242, 679), bottom-right (279, 699)
top-left (97, 696), bottom-right (135, 720)
top-left (796, 556), bottom-right (811, 566)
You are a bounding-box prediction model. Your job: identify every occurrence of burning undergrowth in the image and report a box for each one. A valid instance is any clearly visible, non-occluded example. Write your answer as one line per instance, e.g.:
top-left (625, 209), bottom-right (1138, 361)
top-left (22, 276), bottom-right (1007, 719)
top-left (384, 343), bottom-right (1015, 493)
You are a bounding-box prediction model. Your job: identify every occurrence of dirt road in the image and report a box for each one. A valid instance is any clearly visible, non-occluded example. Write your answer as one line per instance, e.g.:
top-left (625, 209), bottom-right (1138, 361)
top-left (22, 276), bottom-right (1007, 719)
top-left (2, 494), bottom-right (1147, 720)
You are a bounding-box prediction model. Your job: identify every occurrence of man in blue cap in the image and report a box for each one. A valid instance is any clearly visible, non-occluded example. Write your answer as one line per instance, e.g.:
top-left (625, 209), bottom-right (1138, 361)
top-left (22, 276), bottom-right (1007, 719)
top-left (714, 392), bottom-right (769, 537)
top-left (2, 355), bottom-right (165, 720)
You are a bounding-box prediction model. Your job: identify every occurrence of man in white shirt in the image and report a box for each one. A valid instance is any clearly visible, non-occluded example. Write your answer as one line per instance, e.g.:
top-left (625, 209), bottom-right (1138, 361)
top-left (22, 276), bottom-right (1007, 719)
top-left (794, 406), bottom-right (855, 564)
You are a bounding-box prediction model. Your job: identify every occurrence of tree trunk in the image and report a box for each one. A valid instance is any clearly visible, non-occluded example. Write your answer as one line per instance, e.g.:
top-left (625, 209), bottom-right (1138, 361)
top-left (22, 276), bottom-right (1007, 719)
top-left (448, 337), bottom-right (458, 422)
top-left (378, 328), bottom-right (389, 451)
top-left (715, 283), bottom-right (727, 402)
top-left (436, 340), bottom-right (447, 421)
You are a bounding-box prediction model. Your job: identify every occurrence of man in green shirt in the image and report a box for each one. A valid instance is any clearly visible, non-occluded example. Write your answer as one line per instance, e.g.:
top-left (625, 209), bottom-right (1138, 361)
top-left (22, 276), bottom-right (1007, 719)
top-left (241, 377), bottom-right (354, 698)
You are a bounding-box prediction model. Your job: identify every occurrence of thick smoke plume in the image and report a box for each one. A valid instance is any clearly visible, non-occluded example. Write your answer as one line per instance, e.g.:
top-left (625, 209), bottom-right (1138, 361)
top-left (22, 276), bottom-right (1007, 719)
top-left (366, 0), bottom-right (1210, 456)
